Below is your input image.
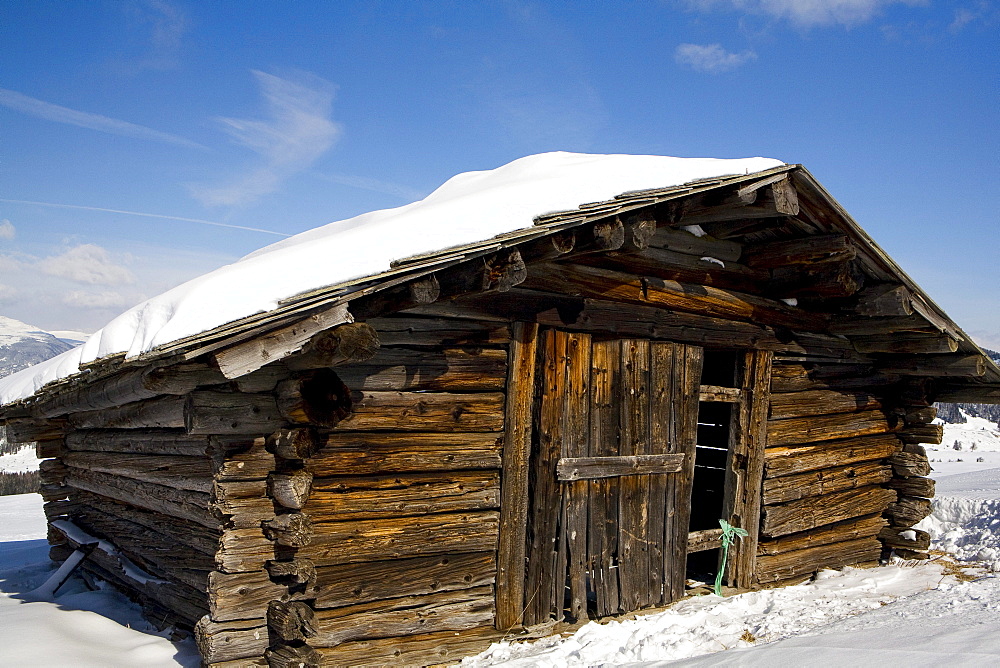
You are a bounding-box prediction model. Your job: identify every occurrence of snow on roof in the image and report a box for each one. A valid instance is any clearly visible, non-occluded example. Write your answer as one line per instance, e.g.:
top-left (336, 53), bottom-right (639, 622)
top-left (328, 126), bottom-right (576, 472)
top-left (0, 151), bottom-right (783, 405)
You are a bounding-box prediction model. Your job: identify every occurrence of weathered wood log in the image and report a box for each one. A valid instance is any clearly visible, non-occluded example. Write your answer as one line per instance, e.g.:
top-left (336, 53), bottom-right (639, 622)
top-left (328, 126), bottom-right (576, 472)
top-left (856, 284), bottom-right (913, 317)
top-left (350, 277), bottom-right (441, 321)
top-left (65, 466), bottom-right (217, 528)
top-left (213, 480), bottom-right (275, 528)
top-left (757, 514), bottom-right (887, 556)
top-left (888, 476), bottom-right (935, 498)
top-left (212, 304), bottom-right (352, 379)
top-left (517, 230), bottom-right (576, 264)
top-left (676, 178), bottom-right (798, 226)
top-left (573, 246), bottom-right (769, 292)
top-left (828, 314), bottom-right (942, 336)
top-left (186, 391), bottom-right (285, 435)
top-left (364, 316), bottom-right (511, 347)
top-left (335, 347), bottom-right (507, 392)
top-left (889, 450), bottom-right (932, 477)
top-left (68, 396), bottom-right (186, 430)
top-left (312, 552), bottom-right (495, 609)
top-left (623, 211), bottom-right (657, 250)
top-left (264, 643), bottom-right (321, 668)
top-left (268, 470), bottom-right (313, 510)
top-left (878, 355), bottom-right (987, 377)
top-left (266, 558), bottom-right (316, 586)
top-left (32, 363), bottom-right (227, 418)
top-left (63, 451), bottom-right (213, 493)
top-left (555, 453), bottom-right (684, 481)
top-left (209, 570), bottom-right (287, 623)
top-left (852, 333), bottom-right (960, 355)
top-left (195, 616), bottom-right (270, 664)
top-left (762, 461), bottom-right (893, 505)
top-left (300, 511), bottom-right (500, 567)
top-left (768, 260), bottom-right (864, 301)
top-left (304, 471), bottom-right (499, 523)
top-left (306, 586), bottom-right (494, 648)
top-left (769, 363), bottom-right (895, 393)
top-left (267, 600), bottom-right (317, 641)
top-left (766, 409), bottom-right (897, 447)
top-left (649, 226), bottom-right (742, 262)
top-left (756, 537), bottom-right (882, 584)
top-left (885, 495), bottom-right (932, 526)
top-left (582, 217), bottom-right (625, 251)
top-left (495, 321), bottom-right (537, 631)
top-left (43, 499), bottom-right (75, 521)
top-left (39, 483), bottom-right (70, 502)
top-left (284, 323), bottom-right (380, 371)
top-left (540, 296), bottom-right (782, 350)
top-left (275, 370), bottom-right (352, 427)
top-left (38, 458), bottom-right (67, 484)
top-left (72, 489), bottom-right (218, 555)
top-left (769, 389), bottom-right (882, 420)
top-left (333, 391), bottom-right (505, 432)
top-left (761, 485), bottom-right (897, 537)
top-left (897, 423), bottom-right (944, 445)
top-left (218, 528), bottom-right (274, 573)
top-left (686, 528), bottom-right (724, 553)
top-left (309, 432), bottom-right (503, 475)
top-left (764, 433), bottom-right (901, 478)
top-left (743, 234), bottom-right (855, 269)
top-left (524, 262), bottom-right (828, 332)
top-left (904, 405), bottom-right (937, 425)
top-left (314, 626), bottom-right (501, 666)
top-left (879, 525), bottom-right (931, 551)
top-left (2, 417), bottom-right (66, 443)
top-left (211, 437), bottom-right (275, 482)
top-left (932, 383), bottom-right (1000, 403)
top-left (262, 513), bottom-right (314, 547)
top-left (266, 428), bottom-right (320, 460)
top-left (35, 438), bottom-right (65, 459)
top-left (65, 429), bottom-right (210, 456)
top-left (231, 361), bottom-right (291, 393)
top-left (436, 249), bottom-right (527, 297)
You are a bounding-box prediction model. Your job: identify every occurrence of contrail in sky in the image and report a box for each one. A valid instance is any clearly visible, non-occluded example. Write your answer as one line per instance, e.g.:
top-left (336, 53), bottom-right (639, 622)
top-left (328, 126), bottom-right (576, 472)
top-left (0, 87), bottom-right (205, 149)
top-left (0, 198), bottom-right (291, 236)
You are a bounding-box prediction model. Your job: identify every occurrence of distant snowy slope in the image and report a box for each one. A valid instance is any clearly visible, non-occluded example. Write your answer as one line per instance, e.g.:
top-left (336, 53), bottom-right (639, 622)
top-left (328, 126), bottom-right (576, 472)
top-left (0, 316), bottom-right (74, 379)
top-left (0, 152), bottom-right (784, 404)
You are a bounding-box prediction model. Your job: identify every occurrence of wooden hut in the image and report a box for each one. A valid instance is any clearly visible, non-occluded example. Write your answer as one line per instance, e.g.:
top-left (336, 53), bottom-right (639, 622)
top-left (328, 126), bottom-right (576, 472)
top-left (2, 155), bottom-right (998, 666)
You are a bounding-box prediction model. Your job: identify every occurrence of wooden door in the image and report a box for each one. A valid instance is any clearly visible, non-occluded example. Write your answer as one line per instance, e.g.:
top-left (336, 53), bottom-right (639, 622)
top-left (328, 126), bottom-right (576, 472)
top-left (522, 329), bottom-right (703, 625)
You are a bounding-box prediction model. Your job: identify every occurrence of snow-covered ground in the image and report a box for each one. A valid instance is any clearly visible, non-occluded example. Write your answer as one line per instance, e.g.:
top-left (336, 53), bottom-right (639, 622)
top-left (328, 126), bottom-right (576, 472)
top-left (2, 415), bottom-right (999, 666)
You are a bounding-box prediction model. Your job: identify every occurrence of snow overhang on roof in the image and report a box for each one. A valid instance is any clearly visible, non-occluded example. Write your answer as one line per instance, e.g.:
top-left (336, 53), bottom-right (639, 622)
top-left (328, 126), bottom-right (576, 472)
top-left (1, 151), bottom-right (997, 408)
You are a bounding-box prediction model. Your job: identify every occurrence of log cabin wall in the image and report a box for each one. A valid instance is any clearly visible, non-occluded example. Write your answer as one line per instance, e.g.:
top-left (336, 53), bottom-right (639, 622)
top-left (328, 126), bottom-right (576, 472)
top-left (3, 166), bottom-right (990, 667)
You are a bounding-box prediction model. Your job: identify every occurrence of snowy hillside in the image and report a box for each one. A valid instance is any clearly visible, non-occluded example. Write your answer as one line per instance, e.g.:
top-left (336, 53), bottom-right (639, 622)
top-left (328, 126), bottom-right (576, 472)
top-left (0, 316), bottom-right (74, 378)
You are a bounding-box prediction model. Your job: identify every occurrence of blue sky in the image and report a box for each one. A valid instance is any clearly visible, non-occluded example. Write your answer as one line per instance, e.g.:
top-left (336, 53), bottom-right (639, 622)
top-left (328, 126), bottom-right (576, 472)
top-left (1, 1), bottom-right (998, 347)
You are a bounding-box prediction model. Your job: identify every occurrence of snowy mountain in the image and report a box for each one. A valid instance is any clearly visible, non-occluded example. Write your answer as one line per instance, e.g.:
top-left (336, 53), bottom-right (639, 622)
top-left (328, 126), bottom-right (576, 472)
top-left (0, 316), bottom-right (76, 379)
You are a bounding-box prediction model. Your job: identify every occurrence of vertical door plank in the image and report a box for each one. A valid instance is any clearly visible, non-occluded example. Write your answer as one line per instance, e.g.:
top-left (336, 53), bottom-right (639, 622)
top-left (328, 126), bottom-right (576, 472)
top-left (524, 329), bottom-right (566, 625)
top-left (496, 322), bottom-right (539, 630)
top-left (649, 342), bottom-right (677, 607)
top-left (563, 332), bottom-right (591, 622)
top-left (723, 349), bottom-right (773, 588)
top-left (666, 344), bottom-right (704, 602)
top-left (588, 339), bottom-right (620, 617)
top-left (618, 339), bottom-right (651, 611)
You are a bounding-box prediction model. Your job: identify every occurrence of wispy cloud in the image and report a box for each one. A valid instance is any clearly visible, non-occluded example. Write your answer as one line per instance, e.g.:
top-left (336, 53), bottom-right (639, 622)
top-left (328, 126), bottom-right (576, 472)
top-left (129, 0), bottom-right (188, 70)
top-left (0, 88), bottom-right (203, 148)
top-left (190, 70), bottom-right (342, 207)
top-left (0, 220), bottom-right (14, 240)
top-left (684, 0), bottom-right (926, 28)
top-left (62, 290), bottom-right (130, 309)
top-left (39, 244), bottom-right (136, 286)
top-left (950, 1), bottom-right (996, 32)
top-left (675, 43), bottom-right (758, 73)
top-left (0, 284), bottom-right (16, 302)
top-left (0, 198), bottom-right (289, 236)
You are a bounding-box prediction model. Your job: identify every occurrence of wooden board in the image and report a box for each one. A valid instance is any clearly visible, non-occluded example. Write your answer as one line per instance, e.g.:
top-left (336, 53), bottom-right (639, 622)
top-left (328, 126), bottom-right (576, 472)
top-left (309, 432), bottom-right (503, 475)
